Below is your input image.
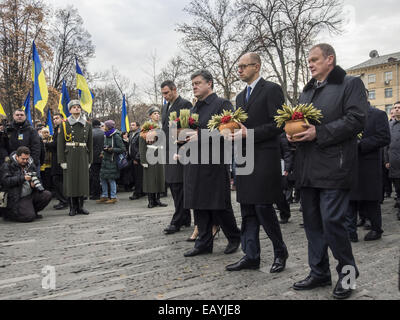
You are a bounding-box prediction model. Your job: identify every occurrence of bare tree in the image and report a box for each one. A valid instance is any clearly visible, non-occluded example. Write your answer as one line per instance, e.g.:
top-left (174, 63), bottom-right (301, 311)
top-left (176, 0), bottom-right (259, 100)
top-left (48, 5), bottom-right (95, 90)
top-left (237, 0), bottom-right (343, 104)
top-left (142, 50), bottom-right (161, 105)
top-left (158, 55), bottom-right (192, 97)
top-left (0, 0), bottom-right (51, 117)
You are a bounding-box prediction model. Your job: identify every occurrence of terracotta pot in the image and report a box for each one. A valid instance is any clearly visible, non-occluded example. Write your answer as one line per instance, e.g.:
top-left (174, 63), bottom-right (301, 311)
top-left (219, 121), bottom-right (240, 133)
top-left (284, 119), bottom-right (307, 139)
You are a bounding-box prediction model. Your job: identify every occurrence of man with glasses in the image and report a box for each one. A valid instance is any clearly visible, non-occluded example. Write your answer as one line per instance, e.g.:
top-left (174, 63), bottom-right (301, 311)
top-left (225, 53), bottom-right (289, 273)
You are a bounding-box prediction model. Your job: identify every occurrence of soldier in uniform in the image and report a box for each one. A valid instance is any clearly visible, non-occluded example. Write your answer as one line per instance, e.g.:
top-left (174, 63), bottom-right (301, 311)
top-left (57, 100), bottom-right (93, 216)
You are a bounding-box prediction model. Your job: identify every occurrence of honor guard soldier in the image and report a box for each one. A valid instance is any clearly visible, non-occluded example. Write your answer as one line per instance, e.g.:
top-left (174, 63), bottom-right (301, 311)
top-left (57, 100), bottom-right (93, 216)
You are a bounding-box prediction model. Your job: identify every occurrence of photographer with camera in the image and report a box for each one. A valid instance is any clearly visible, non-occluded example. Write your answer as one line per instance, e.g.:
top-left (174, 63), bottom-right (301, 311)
top-left (0, 146), bottom-right (52, 222)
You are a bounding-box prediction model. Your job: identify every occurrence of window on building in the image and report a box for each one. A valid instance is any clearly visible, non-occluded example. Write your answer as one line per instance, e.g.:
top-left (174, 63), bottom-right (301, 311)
top-left (385, 88), bottom-right (393, 98)
top-left (368, 90), bottom-right (376, 100)
top-left (385, 71), bottom-right (393, 82)
top-left (386, 104), bottom-right (393, 114)
top-left (368, 74), bottom-right (376, 83)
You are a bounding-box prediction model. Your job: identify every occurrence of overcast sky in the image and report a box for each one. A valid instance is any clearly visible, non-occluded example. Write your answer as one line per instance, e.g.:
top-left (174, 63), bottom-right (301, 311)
top-left (51, 0), bottom-right (400, 95)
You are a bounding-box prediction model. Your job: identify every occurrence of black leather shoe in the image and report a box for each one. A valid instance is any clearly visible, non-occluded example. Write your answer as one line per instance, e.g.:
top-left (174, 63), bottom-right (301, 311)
top-left (363, 220), bottom-right (371, 230)
top-left (356, 218), bottom-right (365, 227)
top-left (163, 225), bottom-right (180, 235)
top-left (184, 247), bottom-right (212, 257)
top-left (76, 197), bottom-right (89, 215)
top-left (349, 233), bottom-right (358, 243)
top-left (54, 202), bottom-right (68, 210)
top-left (226, 257), bottom-right (260, 271)
top-left (129, 193), bottom-right (144, 200)
top-left (333, 277), bottom-right (353, 299)
top-left (68, 198), bottom-right (76, 216)
top-left (293, 275), bottom-right (332, 290)
top-left (270, 251), bottom-right (288, 273)
top-left (364, 230), bottom-right (382, 241)
top-left (155, 200), bottom-right (168, 207)
top-left (279, 217), bottom-right (289, 224)
top-left (224, 241), bottom-right (240, 254)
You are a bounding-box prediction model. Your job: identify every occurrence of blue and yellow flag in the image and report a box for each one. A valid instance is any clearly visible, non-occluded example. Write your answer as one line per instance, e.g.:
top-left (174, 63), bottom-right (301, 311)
top-left (76, 58), bottom-right (93, 114)
top-left (0, 101), bottom-right (6, 118)
top-left (23, 92), bottom-right (33, 125)
top-left (121, 95), bottom-right (130, 133)
top-left (31, 41), bottom-right (48, 116)
top-left (58, 80), bottom-right (71, 119)
top-left (46, 108), bottom-right (54, 135)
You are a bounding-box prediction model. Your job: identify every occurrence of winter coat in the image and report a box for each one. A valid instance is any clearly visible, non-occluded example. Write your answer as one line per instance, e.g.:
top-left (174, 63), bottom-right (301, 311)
top-left (350, 107), bottom-right (390, 201)
top-left (385, 119), bottom-right (400, 178)
top-left (57, 116), bottom-right (93, 197)
top-left (0, 152), bottom-right (37, 220)
top-left (7, 120), bottom-right (41, 166)
top-left (294, 66), bottom-right (368, 189)
top-left (139, 128), bottom-right (165, 193)
top-left (46, 125), bottom-right (62, 176)
top-left (92, 126), bottom-right (105, 164)
top-left (100, 130), bottom-right (126, 181)
top-left (235, 78), bottom-right (284, 204)
top-left (161, 96), bottom-right (193, 184)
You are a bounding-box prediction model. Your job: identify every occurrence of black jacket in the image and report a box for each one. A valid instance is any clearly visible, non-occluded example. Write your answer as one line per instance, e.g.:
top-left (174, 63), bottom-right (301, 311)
top-left (235, 78), bottom-right (285, 204)
top-left (46, 125), bottom-right (62, 176)
top-left (7, 120), bottom-right (41, 166)
top-left (92, 126), bottom-right (105, 164)
top-left (161, 96), bottom-right (193, 184)
top-left (350, 106), bottom-right (390, 201)
top-left (0, 130), bottom-right (10, 165)
top-left (0, 152), bottom-right (37, 219)
top-left (294, 66), bottom-right (368, 189)
top-left (128, 130), bottom-right (141, 162)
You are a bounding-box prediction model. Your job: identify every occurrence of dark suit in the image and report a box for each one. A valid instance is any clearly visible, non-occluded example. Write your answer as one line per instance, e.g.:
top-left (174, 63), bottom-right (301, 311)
top-left (161, 96), bottom-right (192, 228)
top-left (235, 78), bottom-right (288, 261)
top-left (346, 107), bottom-right (391, 235)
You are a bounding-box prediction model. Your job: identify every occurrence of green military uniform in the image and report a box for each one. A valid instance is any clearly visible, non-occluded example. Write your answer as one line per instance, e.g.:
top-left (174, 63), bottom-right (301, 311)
top-left (58, 116), bottom-right (93, 197)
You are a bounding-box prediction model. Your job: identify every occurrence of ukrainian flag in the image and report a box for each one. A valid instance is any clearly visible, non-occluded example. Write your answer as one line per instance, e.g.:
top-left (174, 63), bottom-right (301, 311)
top-left (0, 101), bottom-right (6, 118)
top-left (121, 95), bottom-right (129, 133)
top-left (76, 58), bottom-right (93, 114)
top-left (46, 108), bottom-right (54, 135)
top-left (31, 41), bottom-right (48, 116)
top-left (23, 91), bottom-right (33, 125)
top-left (58, 80), bottom-right (71, 118)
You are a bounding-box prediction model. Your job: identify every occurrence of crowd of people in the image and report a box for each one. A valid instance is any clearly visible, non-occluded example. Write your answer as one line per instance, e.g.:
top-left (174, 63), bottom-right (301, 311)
top-left (0, 43), bottom-right (398, 300)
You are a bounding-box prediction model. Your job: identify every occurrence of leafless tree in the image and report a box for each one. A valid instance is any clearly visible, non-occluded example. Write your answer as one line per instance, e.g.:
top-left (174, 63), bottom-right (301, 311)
top-left (48, 5), bottom-right (95, 90)
top-left (237, 0), bottom-right (343, 104)
top-left (176, 0), bottom-right (260, 100)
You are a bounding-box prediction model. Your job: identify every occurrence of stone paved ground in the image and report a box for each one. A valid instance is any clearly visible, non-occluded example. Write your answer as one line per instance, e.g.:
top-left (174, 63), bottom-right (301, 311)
top-left (0, 191), bottom-right (399, 300)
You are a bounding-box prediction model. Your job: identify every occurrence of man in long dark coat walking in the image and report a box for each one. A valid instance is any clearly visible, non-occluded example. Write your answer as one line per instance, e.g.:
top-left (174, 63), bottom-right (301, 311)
top-left (183, 70), bottom-right (241, 257)
top-left (225, 53), bottom-right (288, 273)
top-left (161, 80), bottom-right (192, 234)
top-left (58, 100), bottom-right (93, 216)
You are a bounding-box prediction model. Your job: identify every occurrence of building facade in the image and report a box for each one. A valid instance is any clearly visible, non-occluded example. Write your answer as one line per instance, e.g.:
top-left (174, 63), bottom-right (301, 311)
top-left (347, 51), bottom-right (400, 114)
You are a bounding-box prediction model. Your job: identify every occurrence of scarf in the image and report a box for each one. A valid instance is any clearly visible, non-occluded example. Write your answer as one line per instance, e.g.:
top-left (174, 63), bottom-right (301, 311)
top-left (105, 128), bottom-right (116, 138)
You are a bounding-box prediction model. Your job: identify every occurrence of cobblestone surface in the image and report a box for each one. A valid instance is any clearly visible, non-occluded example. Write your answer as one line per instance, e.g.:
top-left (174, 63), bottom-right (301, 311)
top-left (0, 192), bottom-right (399, 300)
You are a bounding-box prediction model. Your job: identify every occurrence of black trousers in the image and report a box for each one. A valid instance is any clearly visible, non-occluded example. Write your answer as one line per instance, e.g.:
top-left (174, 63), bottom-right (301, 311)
top-left (194, 206), bottom-right (240, 251)
top-left (346, 200), bottom-right (383, 235)
top-left (240, 203), bottom-right (287, 261)
top-left (15, 190), bottom-right (52, 222)
top-left (392, 179), bottom-right (400, 203)
top-left (169, 183), bottom-right (191, 228)
top-left (89, 163), bottom-right (102, 197)
top-left (52, 175), bottom-right (68, 204)
top-left (275, 190), bottom-right (291, 220)
top-left (382, 166), bottom-right (392, 196)
top-left (301, 188), bottom-right (358, 279)
top-left (133, 163), bottom-right (143, 195)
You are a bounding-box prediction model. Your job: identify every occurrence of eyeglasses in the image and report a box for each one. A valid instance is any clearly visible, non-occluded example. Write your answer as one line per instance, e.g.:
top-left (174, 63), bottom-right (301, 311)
top-left (237, 63), bottom-right (256, 70)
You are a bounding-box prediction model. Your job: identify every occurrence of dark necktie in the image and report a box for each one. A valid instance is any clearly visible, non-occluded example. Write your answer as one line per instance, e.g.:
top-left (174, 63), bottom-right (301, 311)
top-left (246, 86), bottom-right (252, 103)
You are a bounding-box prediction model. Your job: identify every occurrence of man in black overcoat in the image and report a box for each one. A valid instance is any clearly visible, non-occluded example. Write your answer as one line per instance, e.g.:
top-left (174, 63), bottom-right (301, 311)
top-left (288, 44), bottom-right (368, 299)
top-left (183, 70), bottom-right (241, 257)
top-left (225, 53), bottom-right (288, 273)
top-left (346, 104), bottom-right (390, 242)
top-left (161, 80), bottom-right (192, 234)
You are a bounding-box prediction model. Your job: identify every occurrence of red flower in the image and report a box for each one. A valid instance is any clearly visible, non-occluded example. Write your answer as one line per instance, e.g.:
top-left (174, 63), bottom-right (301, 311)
top-left (221, 115), bottom-right (232, 124)
top-left (149, 125), bottom-right (154, 130)
top-left (175, 118), bottom-right (180, 122)
top-left (189, 117), bottom-right (195, 126)
top-left (292, 112), bottom-right (304, 120)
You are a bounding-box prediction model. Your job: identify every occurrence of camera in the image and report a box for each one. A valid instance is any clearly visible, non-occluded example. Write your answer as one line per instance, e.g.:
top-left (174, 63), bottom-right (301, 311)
top-left (27, 172), bottom-right (45, 192)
